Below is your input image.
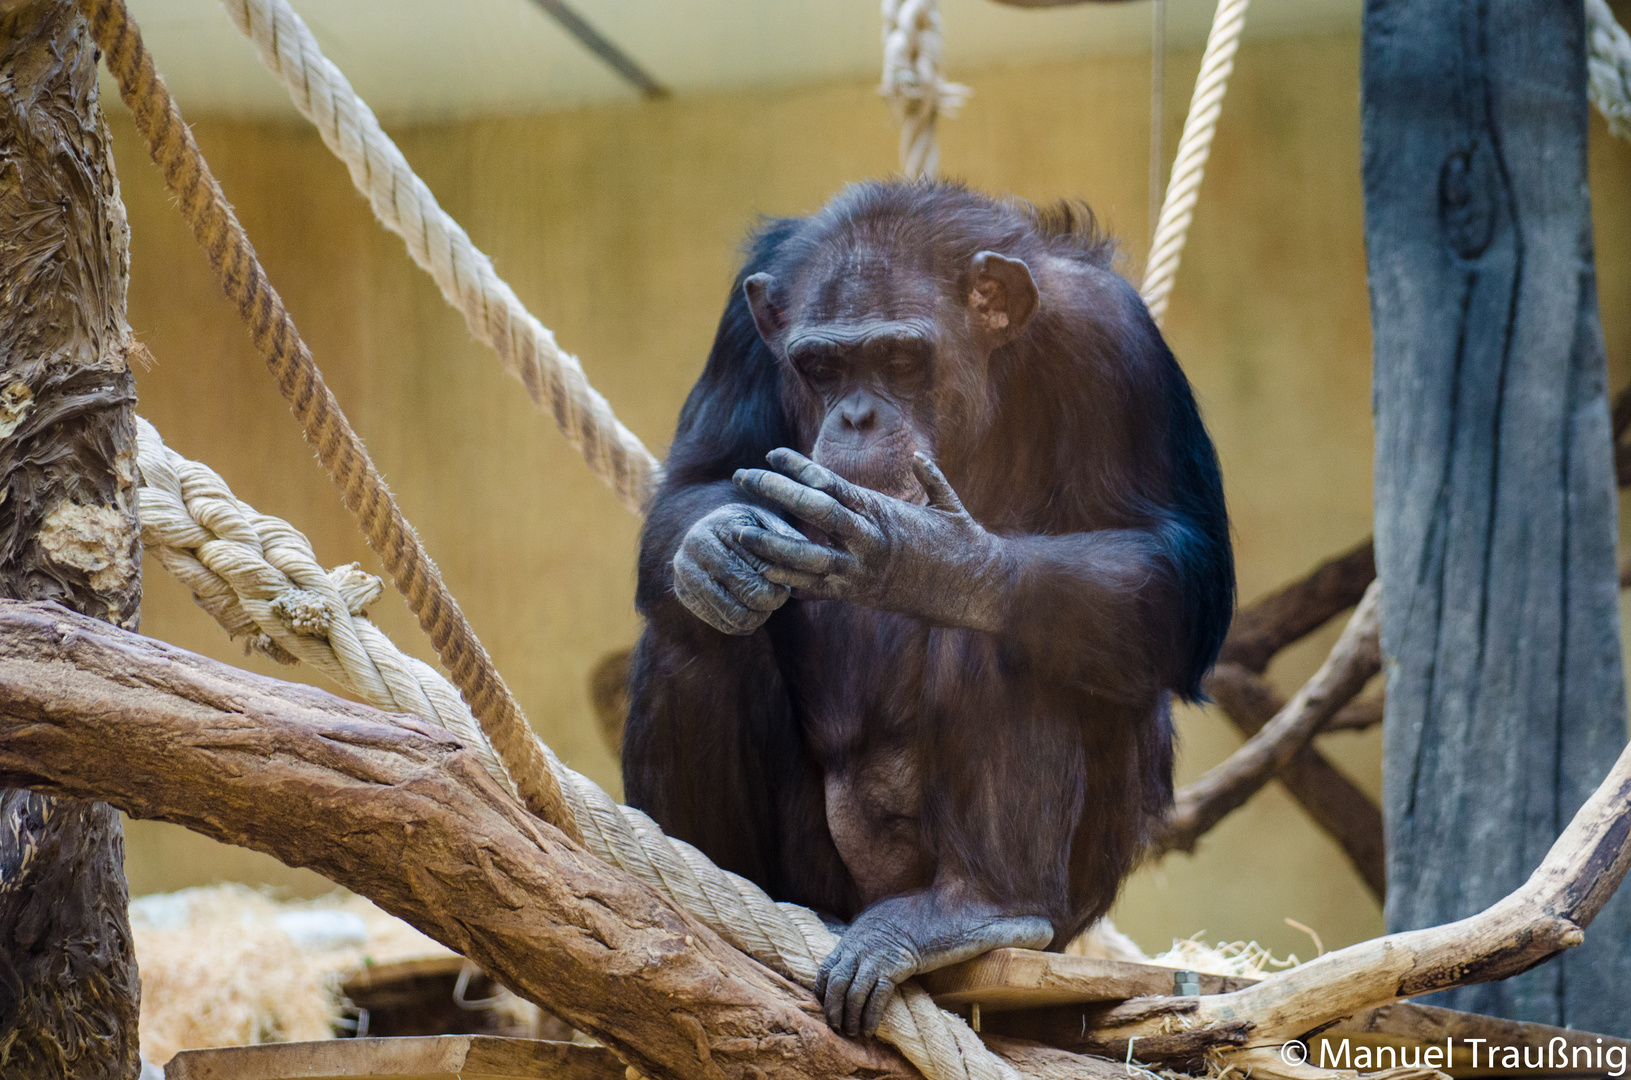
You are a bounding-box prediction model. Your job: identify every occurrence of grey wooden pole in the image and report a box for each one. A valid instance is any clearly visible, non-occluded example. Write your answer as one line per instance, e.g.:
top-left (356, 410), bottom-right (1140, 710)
top-left (1365, 0), bottom-right (1631, 1032)
top-left (0, 0), bottom-right (143, 1074)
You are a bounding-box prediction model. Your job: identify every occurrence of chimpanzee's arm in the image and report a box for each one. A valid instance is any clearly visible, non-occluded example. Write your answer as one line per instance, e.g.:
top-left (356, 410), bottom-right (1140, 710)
top-left (734, 450), bottom-right (1192, 699)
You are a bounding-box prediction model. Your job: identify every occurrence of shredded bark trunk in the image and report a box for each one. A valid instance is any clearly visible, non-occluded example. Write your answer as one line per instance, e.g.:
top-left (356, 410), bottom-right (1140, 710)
top-left (0, 2), bottom-right (142, 1076)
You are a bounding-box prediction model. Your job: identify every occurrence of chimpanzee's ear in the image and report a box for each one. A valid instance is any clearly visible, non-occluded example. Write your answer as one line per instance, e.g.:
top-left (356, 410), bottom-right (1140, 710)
top-left (742, 273), bottom-right (788, 347)
top-left (966, 251), bottom-right (1039, 350)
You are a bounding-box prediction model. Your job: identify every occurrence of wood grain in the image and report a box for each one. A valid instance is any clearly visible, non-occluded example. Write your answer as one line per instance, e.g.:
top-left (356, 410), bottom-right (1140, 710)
top-left (0, 1), bottom-right (143, 1075)
top-left (163, 1036), bottom-right (623, 1080)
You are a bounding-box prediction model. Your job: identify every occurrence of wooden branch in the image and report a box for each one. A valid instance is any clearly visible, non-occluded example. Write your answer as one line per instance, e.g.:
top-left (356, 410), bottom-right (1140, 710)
top-left (1079, 729), bottom-right (1631, 1067)
top-left (1154, 585), bottom-right (1380, 858)
top-left (1216, 539), bottom-right (1376, 675)
top-left (0, 601), bottom-right (916, 1080)
top-left (1192, 665), bottom-right (1386, 898)
top-left (0, 600), bottom-right (1124, 1080)
top-left (1318, 696), bottom-right (1383, 733)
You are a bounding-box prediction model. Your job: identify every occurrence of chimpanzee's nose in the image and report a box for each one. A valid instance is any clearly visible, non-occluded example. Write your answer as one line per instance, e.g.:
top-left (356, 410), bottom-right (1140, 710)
top-left (840, 400), bottom-right (877, 433)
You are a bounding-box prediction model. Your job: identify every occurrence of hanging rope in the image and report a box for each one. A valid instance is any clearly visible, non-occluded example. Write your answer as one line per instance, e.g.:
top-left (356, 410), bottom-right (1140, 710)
top-left (1589, 0), bottom-right (1631, 141)
top-left (214, 0), bottom-right (659, 515)
top-left (78, 0), bottom-right (579, 841)
top-left (1139, 0), bottom-right (1249, 325)
top-left (133, 417), bottom-right (1033, 1080)
top-left (881, 0), bottom-right (969, 180)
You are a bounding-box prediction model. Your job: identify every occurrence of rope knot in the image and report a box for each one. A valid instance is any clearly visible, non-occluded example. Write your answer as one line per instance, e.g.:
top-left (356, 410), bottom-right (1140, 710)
top-left (328, 562), bottom-right (383, 616)
top-left (270, 587), bottom-right (332, 638)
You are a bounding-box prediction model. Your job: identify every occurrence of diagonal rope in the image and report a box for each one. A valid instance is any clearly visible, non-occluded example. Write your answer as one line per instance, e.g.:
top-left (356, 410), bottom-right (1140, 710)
top-left (134, 417), bottom-right (1037, 1080)
top-left (1139, 0), bottom-right (1249, 325)
top-left (78, 0), bottom-right (579, 842)
top-left (217, 0), bottom-right (660, 514)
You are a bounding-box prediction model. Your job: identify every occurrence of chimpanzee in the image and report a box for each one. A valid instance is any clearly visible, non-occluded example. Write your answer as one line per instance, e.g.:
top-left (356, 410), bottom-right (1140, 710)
top-left (624, 180), bottom-right (1232, 1037)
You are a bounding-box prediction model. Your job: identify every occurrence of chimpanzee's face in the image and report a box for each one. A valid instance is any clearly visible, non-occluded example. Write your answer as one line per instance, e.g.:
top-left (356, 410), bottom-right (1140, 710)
top-left (743, 236), bottom-right (1037, 502)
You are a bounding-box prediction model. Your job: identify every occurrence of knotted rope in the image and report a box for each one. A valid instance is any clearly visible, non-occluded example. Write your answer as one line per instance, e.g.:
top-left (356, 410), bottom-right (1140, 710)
top-left (881, 0), bottom-right (969, 180)
top-left (1139, 0), bottom-right (1249, 324)
top-left (134, 419), bottom-right (1032, 1080)
top-left (215, 0), bottom-right (660, 514)
top-left (1590, 0), bottom-right (1631, 141)
top-left (79, 0), bottom-right (579, 840)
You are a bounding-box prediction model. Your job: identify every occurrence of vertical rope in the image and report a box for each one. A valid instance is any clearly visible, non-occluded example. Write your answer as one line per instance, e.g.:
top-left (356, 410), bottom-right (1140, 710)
top-left (78, 0), bottom-right (580, 842)
top-left (1139, 0), bottom-right (1250, 325)
top-left (881, 0), bottom-right (969, 180)
top-left (1149, 0), bottom-right (1167, 248)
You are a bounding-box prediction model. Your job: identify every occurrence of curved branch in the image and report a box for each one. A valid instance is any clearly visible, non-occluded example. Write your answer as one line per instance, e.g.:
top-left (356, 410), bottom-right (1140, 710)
top-left (1085, 733), bottom-right (1631, 1066)
top-left (1154, 583), bottom-right (1380, 858)
top-left (0, 601), bottom-right (912, 1080)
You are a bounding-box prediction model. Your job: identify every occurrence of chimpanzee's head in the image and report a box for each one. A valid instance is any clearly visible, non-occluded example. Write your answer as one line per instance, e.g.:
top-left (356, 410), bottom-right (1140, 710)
top-left (741, 190), bottom-right (1039, 502)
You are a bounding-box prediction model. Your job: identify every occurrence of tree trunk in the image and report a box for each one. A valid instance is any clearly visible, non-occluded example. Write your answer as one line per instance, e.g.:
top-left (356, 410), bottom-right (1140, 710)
top-left (0, 1), bottom-right (142, 1075)
top-left (1364, 0), bottom-right (1631, 1033)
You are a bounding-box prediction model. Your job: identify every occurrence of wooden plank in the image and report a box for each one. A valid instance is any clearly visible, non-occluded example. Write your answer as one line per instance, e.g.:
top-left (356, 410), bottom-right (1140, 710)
top-left (920, 949), bottom-right (1254, 1013)
top-left (342, 956), bottom-right (465, 994)
top-left (164, 1036), bottom-right (624, 1080)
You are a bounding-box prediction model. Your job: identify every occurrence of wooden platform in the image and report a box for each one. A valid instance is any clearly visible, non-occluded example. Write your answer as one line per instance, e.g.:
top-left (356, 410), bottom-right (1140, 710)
top-left (925, 949), bottom-right (1631, 1077)
top-left (162, 949), bottom-right (1631, 1078)
top-left (164, 1035), bottom-right (623, 1080)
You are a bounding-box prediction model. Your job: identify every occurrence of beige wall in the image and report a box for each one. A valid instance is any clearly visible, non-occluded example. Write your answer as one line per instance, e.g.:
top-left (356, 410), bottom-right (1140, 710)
top-left (112, 29), bottom-right (1631, 962)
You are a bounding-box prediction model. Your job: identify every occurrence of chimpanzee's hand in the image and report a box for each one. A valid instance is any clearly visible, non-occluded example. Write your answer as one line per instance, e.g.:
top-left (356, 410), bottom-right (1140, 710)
top-left (672, 503), bottom-right (807, 635)
top-left (731, 449), bottom-right (1010, 631)
top-left (814, 892), bottom-right (1053, 1037)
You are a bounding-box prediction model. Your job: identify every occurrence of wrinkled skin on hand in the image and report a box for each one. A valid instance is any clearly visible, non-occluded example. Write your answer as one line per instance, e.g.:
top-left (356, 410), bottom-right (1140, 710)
top-left (731, 448), bottom-right (1012, 633)
top-left (671, 502), bottom-right (809, 635)
top-left (816, 892), bottom-right (1053, 1036)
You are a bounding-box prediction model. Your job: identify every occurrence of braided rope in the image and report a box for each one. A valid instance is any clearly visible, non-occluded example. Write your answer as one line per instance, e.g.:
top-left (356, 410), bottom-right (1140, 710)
top-left (216, 0), bottom-right (659, 515)
top-left (1590, 0), bottom-right (1631, 141)
top-left (78, 0), bottom-right (579, 840)
top-left (1139, 0), bottom-right (1249, 325)
top-left (133, 418), bottom-right (515, 795)
top-left (133, 420), bottom-right (1027, 1080)
top-left (881, 0), bottom-right (969, 180)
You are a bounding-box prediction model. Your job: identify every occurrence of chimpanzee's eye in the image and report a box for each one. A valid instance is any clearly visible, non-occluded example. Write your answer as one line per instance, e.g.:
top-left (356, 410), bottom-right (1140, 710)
top-left (804, 359), bottom-right (841, 390)
top-left (887, 350), bottom-right (924, 378)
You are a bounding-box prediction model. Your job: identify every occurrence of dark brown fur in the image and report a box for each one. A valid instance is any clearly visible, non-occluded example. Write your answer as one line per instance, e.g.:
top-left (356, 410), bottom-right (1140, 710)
top-left (625, 181), bottom-right (1232, 1029)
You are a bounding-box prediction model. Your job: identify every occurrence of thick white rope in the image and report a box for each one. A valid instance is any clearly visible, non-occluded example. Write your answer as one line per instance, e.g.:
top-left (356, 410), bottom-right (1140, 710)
top-left (881, 0), bottom-right (969, 180)
top-left (133, 418), bottom-right (514, 794)
top-left (1139, 0), bottom-right (1249, 325)
top-left (215, 0), bottom-right (659, 515)
top-left (1590, 0), bottom-right (1631, 141)
top-left (135, 420), bottom-right (1025, 1080)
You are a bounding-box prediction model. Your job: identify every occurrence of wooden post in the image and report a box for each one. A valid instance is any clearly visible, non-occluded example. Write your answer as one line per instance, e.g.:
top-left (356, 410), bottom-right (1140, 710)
top-left (1364, 0), bottom-right (1631, 1033)
top-left (0, 0), bottom-right (142, 1075)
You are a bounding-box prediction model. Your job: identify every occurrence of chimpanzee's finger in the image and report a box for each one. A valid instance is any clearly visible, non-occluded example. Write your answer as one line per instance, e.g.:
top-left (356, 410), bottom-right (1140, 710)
top-left (844, 956), bottom-right (887, 1036)
top-left (820, 958), bottom-right (855, 1034)
top-left (735, 525), bottom-right (840, 574)
top-left (762, 566), bottom-right (828, 591)
top-left (686, 532), bottom-right (788, 613)
top-left (859, 974), bottom-right (898, 1038)
top-left (673, 563), bottom-right (760, 634)
top-left (765, 448), bottom-right (871, 514)
top-left (911, 452), bottom-right (966, 515)
top-left (733, 468), bottom-right (870, 544)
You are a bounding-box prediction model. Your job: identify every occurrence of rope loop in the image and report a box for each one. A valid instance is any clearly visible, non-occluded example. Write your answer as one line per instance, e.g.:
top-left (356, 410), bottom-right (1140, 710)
top-left (881, 0), bottom-right (969, 180)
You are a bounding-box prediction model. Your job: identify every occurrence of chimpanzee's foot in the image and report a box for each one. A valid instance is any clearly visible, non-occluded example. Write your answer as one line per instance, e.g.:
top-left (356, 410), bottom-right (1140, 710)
top-left (813, 892), bottom-right (1053, 1037)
